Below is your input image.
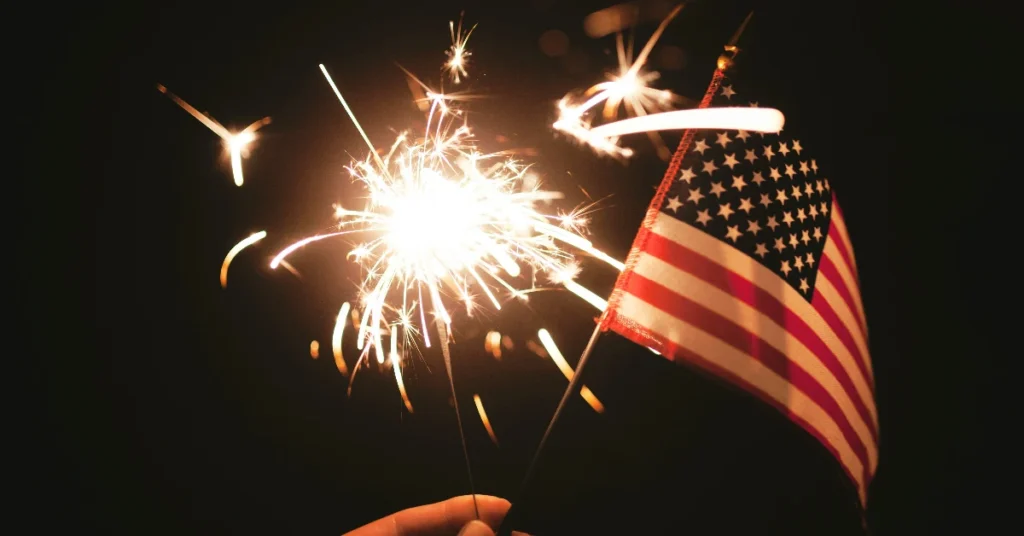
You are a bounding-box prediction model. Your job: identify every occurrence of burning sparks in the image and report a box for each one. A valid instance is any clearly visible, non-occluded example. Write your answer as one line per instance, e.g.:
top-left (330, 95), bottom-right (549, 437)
top-left (220, 230), bottom-right (267, 288)
top-left (473, 394), bottom-right (499, 445)
top-left (553, 5), bottom-right (684, 159)
top-left (310, 340), bottom-right (320, 359)
top-left (445, 13), bottom-right (477, 84)
top-left (537, 329), bottom-right (604, 413)
top-left (157, 84), bottom-right (270, 186)
top-left (332, 302), bottom-right (352, 376)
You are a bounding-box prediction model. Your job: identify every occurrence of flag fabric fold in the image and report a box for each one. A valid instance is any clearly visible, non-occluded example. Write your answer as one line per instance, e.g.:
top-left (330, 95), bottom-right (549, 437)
top-left (600, 68), bottom-right (877, 505)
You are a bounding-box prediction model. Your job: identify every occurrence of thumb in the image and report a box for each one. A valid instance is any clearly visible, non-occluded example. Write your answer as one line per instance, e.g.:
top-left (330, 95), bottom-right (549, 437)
top-left (457, 520), bottom-right (495, 536)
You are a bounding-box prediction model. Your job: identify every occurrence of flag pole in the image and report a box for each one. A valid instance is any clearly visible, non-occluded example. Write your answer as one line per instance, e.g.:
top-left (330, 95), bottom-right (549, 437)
top-left (496, 14), bottom-right (754, 535)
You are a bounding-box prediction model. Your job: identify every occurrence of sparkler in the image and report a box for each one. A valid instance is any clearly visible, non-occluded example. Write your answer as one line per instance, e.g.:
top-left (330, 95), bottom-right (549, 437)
top-left (553, 4), bottom-right (684, 159)
top-left (157, 84), bottom-right (270, 186)
top-left (445, 12), bottom-right (477, 84)
top-left (220, 230), bottom-right (267, 288)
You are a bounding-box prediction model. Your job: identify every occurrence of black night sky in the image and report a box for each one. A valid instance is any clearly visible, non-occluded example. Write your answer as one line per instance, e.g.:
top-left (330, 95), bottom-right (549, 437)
top-left (26, 1), bottom-right (998, 534)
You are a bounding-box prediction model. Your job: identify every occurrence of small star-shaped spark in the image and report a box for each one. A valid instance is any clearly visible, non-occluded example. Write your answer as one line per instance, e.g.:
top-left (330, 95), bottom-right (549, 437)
top-left (799, 161), bottom-right (810, 175)
top-left (778, 141), bottom-right (790, 156)
top-left (776, 188), bottom-right (789, 204)
top-left (693, 139), bottom-right (710, 154)
top-left (754, 243), bottom-right (768, 257)
top-left (763, 145), bottom-right (775, 159)
top-left (718, 202), bottom-right (735, 219)
top-left (695, 209), bottom-right (712, 226)
top-left (736, 130), bottom-right (750, 142)
top-left (709, 181), bottom-right (727, 198)
top-left (702, 159), bottom-right (719, 174)
top-left (780, 259), bottom-right (792, 276)
top-left (782, 211), bottom-right (795, 226)
top-left (679, 167), bottom-right (697, 183)
top-left (770, 167), bottom-right (782, 181)
top-left (805, 252), bottom-right (815, 266)
top-left (800, 229), bottom-right (811, 244)
top-left (766, 215), bottom-right (780, 231)
top-left (723, 153), bottom-right (739, 169)
top-left (793, 255), bottom-right (805, 271)
top-left (738, 198), bottom-right (754, 213)
top-left (731, 175), bottom-right (748, 191)
top-left (744, 149), bottom-right (757, 163)
top-left (721, 85), bottom-right (736, 99)
top-left (813, 227), bottom-right (823, 241)
top-left (809, 205), bottom-right (819, 218)
top-left (796, 207), bottom-right (807, 223)
top-left (747, 218), bottom-right (762, 234)
top-left (792, 140), bottom-right (803, 154)
top-left (687, 187), bottom-right (705, 204)
top-left (791, 185), bottom-right (803, 201)
top-left (799, 278), bottom-right (810, 292)
top-left (666, 196), bottom-right (683, 212)
top-left (725, 225), bottom-right (741, 242)
top-left (752, 171), bottom-right (765, 186)
top-left (759, 193), bottom-right (772, 207)
top-left (716, 132), bottom-right (732, 148)
top-left (784, 164), bottom-right (797, 179)
top-left (773, 237), bottom-right (786, 253)
top-left (789, 233), bottom-right (799, 248)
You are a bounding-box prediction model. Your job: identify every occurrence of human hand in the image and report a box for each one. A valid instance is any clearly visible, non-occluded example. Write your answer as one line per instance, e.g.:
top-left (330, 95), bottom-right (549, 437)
top-left (344, 494), bottom-right (526, 536)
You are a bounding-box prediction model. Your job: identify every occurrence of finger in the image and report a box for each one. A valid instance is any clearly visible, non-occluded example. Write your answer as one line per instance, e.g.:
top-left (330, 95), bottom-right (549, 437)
top-left (457, 520), bottom-right (494, 536)
top-left (344, 495), bottom-right (510, 536)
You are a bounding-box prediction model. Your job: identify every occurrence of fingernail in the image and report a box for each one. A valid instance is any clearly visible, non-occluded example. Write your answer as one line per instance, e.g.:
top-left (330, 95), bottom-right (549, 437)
top-left (458, 520), bottom-right (494, 536)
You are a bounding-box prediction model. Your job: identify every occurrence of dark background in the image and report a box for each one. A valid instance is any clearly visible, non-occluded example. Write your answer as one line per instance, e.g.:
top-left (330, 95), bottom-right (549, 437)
top-left (24, 0), bottom-right (995, 534)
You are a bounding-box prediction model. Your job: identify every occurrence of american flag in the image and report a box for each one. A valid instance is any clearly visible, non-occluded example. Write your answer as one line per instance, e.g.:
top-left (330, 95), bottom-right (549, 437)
top-left (600, 69), bottom-right (877, 505)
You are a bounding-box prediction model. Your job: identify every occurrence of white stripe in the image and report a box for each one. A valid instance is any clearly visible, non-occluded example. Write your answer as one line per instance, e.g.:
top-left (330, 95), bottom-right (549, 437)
top-left (823, 240), bottom-right (868, 332)
top-left (830, 204), bottom-right (859, 275)
top-left (815, 271), bottom-right (874, 383)
top-left (632, 252), bottom-right (877, 470)
top-left (649, 214), bottom-right (877, 427)
top-left (617, 292), bottom-right (867, 501)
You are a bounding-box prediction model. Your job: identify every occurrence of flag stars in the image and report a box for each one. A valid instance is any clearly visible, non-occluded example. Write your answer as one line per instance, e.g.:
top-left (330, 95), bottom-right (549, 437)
top-left (723, 153), bottom-right (740, 169)
top-left (716, 132), bottom-right (732, 148)
top-left (793, 140), bottom-right (803, 154)
top-left (773, 237), bottom-right (786, 253)
top-left (784, 164), bottom-right (797, 179)
top-left (738, 198), bottom-right (754, 213)
top-left (791, 185), bottom-right (803, 201)
top-left (805, 252), bottom-right (815, 266)
top-left (754, 243), bottom-right (768, 257)
top-left (718, 202), bottom-right (735, 219)
top-left (751, 171), bottom-right (765, 186)
top-left (763, 144), bottom-right (775, 159)
top-left (804, 182), bottom-right (815, 196)
top-left (796, 207), bottom-right (807, 223)
top-left (800, 229), bottom-right (811, 245)
top-left (789, 233), bottom-right (799, 248)
top-left (747, 218), bottom-right (762, 234)
top-left (780, 259), bottom-right (792, 276)
top-left (666, 196), bottom-right (683, 212)
top-left (770, 167), bottom-right (782, 181)
top-left (809, 204), bottom-right (819, 219)
top-left (820, 202), bottom-right (829, 215)
top-left (776, 188), bottom-right (789, 204)
top-left (782, 211), bottom-right (795, 226)
top-left (731, 175), bottom-right (748, 191)
top-left (725, 225), bottom-right (742, 242)
top-left (816, 180), bottom-right (825, 194)
top-left (824, 179), bottom-right (830, 190)
top-left (799, 278), bottom-right (810, 292)
top-left (687, 187), bottom-right (705, 204)
top-left (744, 149), bottom-right (758, 163)
top-left (813, 227), bottom-right (823, 241)
top-left (695, 209), bottom-right (712, 226)
top-left (749, 101), bottom-right (759, 107)
top-left (799, 161), bottom-right (810, 175)
top-left (759, 193), bottom-right (773, 207)
top-left (778, 141), bottom-right (790, 156)
top-left (710, 181), bottom-right (727, 198)
top-left (811, 159), bottom-right (818, 173)
top-left (736, 130), bottom-right (750, 142)
top-left (693, 139), bottom-right (710, 154)
top-left (766, 215), bottom-right (780, 231)
top-left (702, 159), bottom-right (719, 174)
top-left (794, 255), bottom-right (805, 272)
top-left (679, 167), bottom-right (697, 183)
top-left (721, 85), bottom-right (736, 98)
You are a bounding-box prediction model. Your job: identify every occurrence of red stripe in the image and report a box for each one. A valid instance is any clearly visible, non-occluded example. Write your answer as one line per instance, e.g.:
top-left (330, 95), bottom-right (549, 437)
top-left (818, 253), bottom-right (868, 340)
top-left (643, 232), bottom-right (878, 443)
top-left (606, 313), bottom-right (866, 501)
top-left (828, 204), bottom-right (860, 289)
top-left (810, 287), bottom-right (874, 393)
top-left (622, 273), bottom-right (873, 470)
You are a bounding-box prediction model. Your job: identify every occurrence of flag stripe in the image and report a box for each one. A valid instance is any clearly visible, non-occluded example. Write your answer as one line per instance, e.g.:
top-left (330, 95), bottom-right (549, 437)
top-left (642, 215), bottom-right (878, 430)
top-left (830, 196), bottom-right (860, 277)
top-left (611, 293), bottom-right (867, 503)
top-left (809, 275), bottom-right (875, 397)
top-left (621, 268), bottom-right (875, 470)
top-left (822, 239), bottom-right (868, 333)
top-left (627, 249), bottom-right (878, 458)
